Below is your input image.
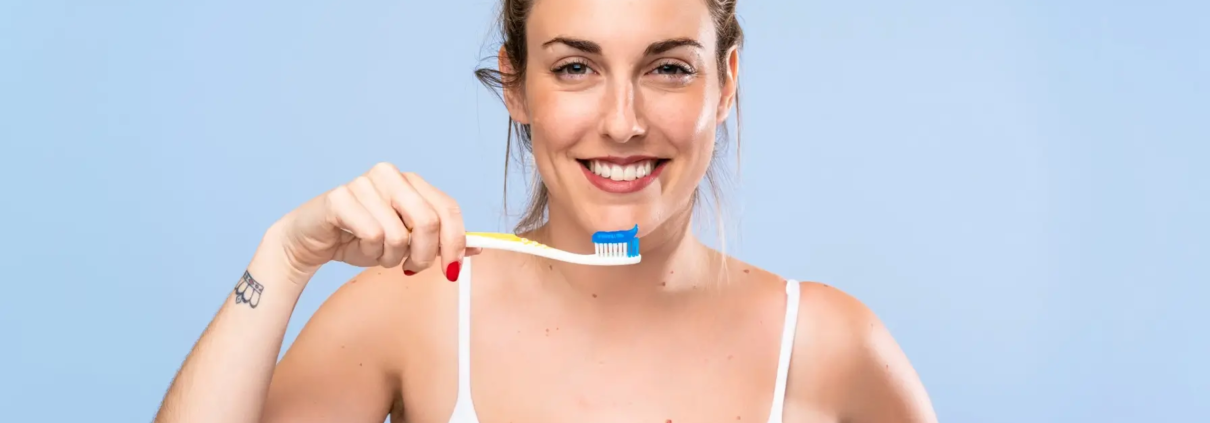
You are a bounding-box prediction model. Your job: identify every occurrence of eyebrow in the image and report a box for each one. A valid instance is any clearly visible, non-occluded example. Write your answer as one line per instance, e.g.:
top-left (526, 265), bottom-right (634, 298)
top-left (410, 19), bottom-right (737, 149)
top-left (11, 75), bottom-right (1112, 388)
top-left (644, 38), bottom-right (703, 56)
top-left (541, 37), bottom-right (704, 56)
top-left (543, 37), bottom-right (601, 54)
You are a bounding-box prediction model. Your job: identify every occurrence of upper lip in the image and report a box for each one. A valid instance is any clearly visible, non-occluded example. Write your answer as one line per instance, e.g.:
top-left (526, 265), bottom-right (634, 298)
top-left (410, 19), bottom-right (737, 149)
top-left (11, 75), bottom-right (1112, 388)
top-left (579, 155), bottom-right (664, 165)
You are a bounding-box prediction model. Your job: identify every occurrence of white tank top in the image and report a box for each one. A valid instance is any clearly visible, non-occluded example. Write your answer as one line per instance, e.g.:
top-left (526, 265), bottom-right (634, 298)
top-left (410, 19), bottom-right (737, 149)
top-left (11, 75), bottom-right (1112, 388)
top-left (447, 257), bottom-right (803, 423)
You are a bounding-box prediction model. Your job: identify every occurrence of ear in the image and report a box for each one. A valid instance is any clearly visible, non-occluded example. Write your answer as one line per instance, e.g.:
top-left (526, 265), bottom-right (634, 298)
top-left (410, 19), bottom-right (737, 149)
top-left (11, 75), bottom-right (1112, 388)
top-left (499, 46), bottom-right (531, 124)
top-left (715, 45), bottom-right (740, 123)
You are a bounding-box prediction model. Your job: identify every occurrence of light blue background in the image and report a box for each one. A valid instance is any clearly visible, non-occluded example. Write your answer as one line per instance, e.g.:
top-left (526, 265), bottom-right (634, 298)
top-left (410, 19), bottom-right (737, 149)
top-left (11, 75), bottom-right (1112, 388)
top-left (2, 0), bottom-right (1206, 421)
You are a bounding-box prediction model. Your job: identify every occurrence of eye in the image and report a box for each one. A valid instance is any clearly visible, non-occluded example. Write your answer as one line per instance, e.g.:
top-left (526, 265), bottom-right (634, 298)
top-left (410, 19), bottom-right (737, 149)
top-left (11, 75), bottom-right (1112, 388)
top-left (553, 60), bottom-right (595, 78)
top-left (650, 61), bottom-right (696, 76)
top-left (562, 63), bottom-right (589, 74)
top-left (654, 64), bottom-right (690, 75)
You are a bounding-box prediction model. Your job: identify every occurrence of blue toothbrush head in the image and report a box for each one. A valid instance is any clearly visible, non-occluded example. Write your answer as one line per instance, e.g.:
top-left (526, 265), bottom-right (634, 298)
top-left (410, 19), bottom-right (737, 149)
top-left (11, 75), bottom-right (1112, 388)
top-left (591, 225), bottom-right (640, 258)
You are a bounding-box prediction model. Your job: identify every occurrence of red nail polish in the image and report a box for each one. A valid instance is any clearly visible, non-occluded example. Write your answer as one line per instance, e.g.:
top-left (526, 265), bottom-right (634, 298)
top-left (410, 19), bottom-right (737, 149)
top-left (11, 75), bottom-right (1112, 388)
top-left (445, 261), bottom-right (461, 282)
top-left (403, 270), bottom-right (416, 276)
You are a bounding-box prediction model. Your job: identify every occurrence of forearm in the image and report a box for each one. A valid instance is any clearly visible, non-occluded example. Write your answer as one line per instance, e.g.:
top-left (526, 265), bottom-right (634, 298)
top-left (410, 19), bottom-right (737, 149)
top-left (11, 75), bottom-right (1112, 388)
top-left (155, 232), bottom-right (314, 423)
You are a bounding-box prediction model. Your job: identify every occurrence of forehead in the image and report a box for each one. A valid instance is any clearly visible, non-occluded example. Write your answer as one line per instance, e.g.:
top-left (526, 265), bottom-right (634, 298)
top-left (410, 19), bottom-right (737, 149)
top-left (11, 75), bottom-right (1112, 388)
top-left (527, 0), bottom-right (716, 51)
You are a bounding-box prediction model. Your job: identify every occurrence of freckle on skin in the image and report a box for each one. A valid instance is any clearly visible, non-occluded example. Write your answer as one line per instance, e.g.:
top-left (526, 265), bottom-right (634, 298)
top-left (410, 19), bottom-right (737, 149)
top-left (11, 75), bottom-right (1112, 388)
top-left (661, 282), bottom-right (666, 286)
top-left (592, 293), bottom-right (598, 298)
top-left (743, 269), bottom-right (750, 274)
top-left (727, 355), bottom-right (733, 360)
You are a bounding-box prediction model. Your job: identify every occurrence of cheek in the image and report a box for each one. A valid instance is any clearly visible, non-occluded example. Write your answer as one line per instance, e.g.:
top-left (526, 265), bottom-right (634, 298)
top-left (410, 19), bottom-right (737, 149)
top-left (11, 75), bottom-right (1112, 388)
top-left (527, 85), bottom-right (597, 154)
top-left (644, 86), bottom-right (717, 167)
top-left (525, 85), bottom-right (600, 200)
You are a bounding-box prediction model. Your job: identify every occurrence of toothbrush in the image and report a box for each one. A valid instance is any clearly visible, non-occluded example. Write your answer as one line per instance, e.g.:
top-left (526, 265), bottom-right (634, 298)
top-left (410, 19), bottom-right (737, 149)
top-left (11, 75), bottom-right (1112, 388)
top-left (465, 225), bottom-right (641, 266)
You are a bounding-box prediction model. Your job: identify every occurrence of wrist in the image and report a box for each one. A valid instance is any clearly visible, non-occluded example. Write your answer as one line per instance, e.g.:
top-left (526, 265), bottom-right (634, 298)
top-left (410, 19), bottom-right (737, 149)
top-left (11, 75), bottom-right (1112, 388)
top-left (249, 223), bottom-right (317, 292)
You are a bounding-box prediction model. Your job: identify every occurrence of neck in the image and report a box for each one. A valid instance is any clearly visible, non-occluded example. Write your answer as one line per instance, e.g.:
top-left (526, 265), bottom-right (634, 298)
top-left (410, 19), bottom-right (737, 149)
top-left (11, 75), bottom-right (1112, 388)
top-left (525, 203), bottom-right (712, 298)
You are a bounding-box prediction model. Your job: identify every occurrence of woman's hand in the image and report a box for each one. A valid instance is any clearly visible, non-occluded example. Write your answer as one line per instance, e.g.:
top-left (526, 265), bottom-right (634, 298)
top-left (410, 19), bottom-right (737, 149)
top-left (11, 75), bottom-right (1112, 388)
top-left (270, 162), bottom-right (474, 283)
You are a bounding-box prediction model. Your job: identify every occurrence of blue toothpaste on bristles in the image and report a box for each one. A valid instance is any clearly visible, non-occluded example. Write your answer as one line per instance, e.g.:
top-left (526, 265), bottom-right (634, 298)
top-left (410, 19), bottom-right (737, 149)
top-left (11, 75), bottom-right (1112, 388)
top-left (591, 225), bottom-right (640, 258)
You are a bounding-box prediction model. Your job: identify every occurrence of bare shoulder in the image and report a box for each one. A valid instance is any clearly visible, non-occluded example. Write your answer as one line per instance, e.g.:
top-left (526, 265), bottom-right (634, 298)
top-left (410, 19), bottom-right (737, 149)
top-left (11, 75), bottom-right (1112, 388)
top-left (788, 281), bottom-right (938, 423)
top-left (261, 264), bottom-right (458, 423)
top-left (288, 263), bottom-right (454, 360)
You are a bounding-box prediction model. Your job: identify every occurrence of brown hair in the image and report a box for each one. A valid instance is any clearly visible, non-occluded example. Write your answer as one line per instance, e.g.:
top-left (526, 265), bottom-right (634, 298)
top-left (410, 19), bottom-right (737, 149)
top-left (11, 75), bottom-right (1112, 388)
top-left (475, 0), bottom-right (744, 235)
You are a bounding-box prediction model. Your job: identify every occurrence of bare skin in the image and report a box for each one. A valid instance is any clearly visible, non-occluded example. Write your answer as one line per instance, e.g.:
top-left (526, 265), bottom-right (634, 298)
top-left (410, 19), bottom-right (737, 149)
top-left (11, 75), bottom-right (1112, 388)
top-left (262, 248), bottom-right (935, 423)
top-left (153, 0), bottom-right (937, 421)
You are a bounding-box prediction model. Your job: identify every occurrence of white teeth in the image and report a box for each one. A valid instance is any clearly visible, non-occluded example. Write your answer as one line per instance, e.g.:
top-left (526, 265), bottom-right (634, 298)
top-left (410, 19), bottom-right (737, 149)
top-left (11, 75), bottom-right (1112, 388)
top-left (610, 164), bottom-right (624, 181)
top-left (589, 159), bottom-right (659, 182)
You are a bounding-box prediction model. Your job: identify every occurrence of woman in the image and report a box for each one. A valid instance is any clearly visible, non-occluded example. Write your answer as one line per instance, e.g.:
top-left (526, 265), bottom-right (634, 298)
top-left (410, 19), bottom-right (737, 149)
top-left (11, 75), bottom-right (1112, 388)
top-left (154, 0), bottom-right (937, 421)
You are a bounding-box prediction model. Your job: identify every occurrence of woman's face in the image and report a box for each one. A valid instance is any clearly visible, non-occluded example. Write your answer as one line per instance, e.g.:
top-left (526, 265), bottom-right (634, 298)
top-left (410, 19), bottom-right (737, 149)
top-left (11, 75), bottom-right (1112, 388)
top-left (505, 0), bottom-right (738, 237)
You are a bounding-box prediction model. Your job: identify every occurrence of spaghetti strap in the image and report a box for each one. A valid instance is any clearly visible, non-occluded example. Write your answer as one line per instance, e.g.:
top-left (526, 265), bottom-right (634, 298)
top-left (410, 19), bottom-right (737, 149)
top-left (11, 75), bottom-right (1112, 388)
top-left (767, 280), bottom-right (802, 423)
top-left (448, 257), bottom-right (480, 422)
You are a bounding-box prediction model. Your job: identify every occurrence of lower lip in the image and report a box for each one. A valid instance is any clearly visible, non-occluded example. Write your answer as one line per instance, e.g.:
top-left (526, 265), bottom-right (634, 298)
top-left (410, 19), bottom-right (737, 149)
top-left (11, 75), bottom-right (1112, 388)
top-left (581, 161), bottom-right (667, 194)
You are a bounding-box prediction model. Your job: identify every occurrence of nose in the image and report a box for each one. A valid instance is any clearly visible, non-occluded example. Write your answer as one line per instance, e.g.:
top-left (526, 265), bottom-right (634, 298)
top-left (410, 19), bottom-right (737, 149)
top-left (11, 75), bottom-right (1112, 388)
top-left (599, 78), bottom-right (646, 143)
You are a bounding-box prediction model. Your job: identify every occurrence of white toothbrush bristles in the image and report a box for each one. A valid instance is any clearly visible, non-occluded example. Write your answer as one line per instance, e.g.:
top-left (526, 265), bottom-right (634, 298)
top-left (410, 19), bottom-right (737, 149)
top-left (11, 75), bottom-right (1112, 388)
top-left (593, 242), bottom-right (631, 257)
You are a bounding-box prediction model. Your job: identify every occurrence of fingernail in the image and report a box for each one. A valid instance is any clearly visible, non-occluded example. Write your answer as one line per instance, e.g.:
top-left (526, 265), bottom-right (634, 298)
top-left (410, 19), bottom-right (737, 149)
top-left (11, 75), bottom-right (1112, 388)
top-left (445, 260), bottom-right (461, 282)
top-left (403, 270), bottom-right (416, 276)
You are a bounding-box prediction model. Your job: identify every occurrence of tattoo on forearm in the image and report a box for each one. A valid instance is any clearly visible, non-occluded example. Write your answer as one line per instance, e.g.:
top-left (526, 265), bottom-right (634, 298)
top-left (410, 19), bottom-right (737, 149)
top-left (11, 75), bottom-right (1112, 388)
top-left (233, 270), bottom-right (264, 308)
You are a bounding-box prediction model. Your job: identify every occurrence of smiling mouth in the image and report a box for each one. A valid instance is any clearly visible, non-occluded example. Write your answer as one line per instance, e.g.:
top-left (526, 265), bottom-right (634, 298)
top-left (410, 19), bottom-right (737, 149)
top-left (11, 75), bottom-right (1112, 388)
top-left (575, 158), bottom-right (670, 194)
top-left (576, 158), bottom-right (669, 181)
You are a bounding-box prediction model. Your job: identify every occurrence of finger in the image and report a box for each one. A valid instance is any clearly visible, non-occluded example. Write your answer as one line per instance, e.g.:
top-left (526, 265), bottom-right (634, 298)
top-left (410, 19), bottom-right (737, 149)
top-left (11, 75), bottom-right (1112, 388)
top-left (368, 165), bottom-right (440, 274)
top-left (403, 173), bottom-right (466, 282)
top-left (466, 247), bottom-right (483, 257)
top-left (325, 185), bottom-right (384, 265)
top-left (348, 176), bottom-right (410, 268)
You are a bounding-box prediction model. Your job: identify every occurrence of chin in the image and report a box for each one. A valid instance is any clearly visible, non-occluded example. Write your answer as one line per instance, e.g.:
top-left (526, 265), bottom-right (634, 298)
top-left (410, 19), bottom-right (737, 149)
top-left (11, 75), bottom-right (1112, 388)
top-left (575, 202), bottom-right (670, 238)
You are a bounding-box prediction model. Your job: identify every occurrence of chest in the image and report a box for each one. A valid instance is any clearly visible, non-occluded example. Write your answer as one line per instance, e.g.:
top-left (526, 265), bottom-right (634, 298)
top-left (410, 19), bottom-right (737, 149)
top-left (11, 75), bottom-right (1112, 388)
top-left (395, 294), bottom-right (834, 423)
top-left (472, 324), bottom-right (777, 420)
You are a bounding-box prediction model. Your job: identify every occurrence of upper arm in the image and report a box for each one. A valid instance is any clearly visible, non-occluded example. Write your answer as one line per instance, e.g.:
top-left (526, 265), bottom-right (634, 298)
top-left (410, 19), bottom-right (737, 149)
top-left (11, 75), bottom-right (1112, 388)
top-left (846, 307), bottom-right (937, 423)
top-left (794, 283), bottom-right (938, 423)
top-left (260, 268), bottom-right (407, 423)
